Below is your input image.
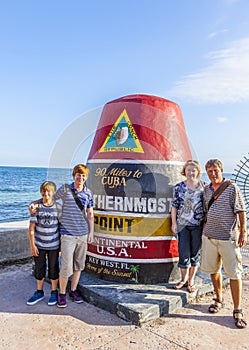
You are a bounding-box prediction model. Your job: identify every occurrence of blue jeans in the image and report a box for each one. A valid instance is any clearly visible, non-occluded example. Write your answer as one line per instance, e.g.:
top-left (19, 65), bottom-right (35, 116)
top-left (177, 226), bottom-right (202, 269)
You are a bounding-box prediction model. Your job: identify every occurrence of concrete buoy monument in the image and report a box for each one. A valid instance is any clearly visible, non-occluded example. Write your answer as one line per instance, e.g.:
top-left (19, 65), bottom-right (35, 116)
top-left (86, 94), bottom-right (192, 283)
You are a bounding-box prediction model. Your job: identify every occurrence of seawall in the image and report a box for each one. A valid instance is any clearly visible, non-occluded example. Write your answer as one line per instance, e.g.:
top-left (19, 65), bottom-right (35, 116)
top-left (0, 221), bottom-right (30, 263)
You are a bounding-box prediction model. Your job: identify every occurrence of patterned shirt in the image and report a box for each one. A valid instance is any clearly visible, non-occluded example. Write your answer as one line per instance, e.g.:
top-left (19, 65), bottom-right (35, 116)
top-left (30, 200), bottom-right (61, 250)
top-left (203, 179), bottom-right (246, 240)
top-left (171, 180), bottom-right (205, 227)
top-left (54, 183), bottom-right (93, 236)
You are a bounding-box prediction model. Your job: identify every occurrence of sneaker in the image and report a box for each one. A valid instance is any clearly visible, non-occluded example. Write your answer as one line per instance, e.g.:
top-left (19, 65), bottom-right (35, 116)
top-left (48, 290), bottom-right (58, 306)
top-left (69, 290), bottom-right (83, 304)
top-left (57, 293), bottom-right (67, 308)
top-left (27, 291), bottom-right (44, 305)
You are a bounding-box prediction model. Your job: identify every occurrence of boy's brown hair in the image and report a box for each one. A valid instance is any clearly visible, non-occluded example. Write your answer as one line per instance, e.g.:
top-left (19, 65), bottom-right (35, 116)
top-left (72, 164), bottom-right (89, 177)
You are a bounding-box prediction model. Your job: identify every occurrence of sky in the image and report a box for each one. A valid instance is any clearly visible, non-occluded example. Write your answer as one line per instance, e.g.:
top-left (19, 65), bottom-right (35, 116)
top-left (1, 0), bottom-right (249, 173)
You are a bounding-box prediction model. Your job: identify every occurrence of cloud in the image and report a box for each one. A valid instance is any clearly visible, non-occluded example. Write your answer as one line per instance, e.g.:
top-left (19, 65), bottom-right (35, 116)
top-left (207, 29), bottom-right (229, 39)
top-left (216, 117), bottom-right (227, 123)
top-left (168, 37), bottom-right (249, 104)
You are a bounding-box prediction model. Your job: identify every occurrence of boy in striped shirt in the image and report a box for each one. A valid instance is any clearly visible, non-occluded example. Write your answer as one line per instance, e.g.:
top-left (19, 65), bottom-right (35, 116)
top-left (27, 181), bottom-right (61, 306)
top-left (55, 164), bottom-right (94, 308)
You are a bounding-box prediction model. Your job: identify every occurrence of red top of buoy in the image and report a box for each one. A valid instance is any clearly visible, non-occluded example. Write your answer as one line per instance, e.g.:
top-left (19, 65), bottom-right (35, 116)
top-left (88, 94), bottom-right (192, 161)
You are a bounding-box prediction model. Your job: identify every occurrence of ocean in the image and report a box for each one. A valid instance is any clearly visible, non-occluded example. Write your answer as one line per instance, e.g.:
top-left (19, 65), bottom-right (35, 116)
top-left (0, 166), bottom-right (234, 223)
top-left (0, 166), bottom-right (73, 223)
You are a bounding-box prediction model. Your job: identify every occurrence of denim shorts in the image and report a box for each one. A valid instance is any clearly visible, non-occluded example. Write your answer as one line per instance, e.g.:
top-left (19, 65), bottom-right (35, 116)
top-left (177, 225), bottom-right (203, 269)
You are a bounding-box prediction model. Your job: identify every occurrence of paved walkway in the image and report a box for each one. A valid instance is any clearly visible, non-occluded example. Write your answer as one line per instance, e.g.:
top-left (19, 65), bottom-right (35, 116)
top-left (0, 250), bottom-right (249, 349)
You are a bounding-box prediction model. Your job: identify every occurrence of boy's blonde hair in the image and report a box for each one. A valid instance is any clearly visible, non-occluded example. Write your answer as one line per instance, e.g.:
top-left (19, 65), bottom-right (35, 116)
top-left (40, 181), bottom-right (57, 194)
top-left (72, 164), bottom-right (89, 177)
top-left (181, 160), bottom-right (202, 178)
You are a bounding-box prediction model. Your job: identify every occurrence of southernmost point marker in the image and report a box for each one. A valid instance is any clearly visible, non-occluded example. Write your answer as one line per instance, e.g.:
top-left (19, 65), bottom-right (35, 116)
top-left (86, 94), bottom-right (192, 283)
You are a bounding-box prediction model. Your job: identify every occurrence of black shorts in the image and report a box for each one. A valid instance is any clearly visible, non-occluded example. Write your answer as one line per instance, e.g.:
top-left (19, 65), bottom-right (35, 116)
top-left (34, 248), bottom-right (60, 280)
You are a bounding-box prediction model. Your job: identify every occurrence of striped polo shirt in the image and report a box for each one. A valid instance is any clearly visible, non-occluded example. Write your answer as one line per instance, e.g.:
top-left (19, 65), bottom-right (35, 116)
top-left (30, 200), bottom-right (61, 250)
top-left (203, 179), bottom-right (246, 240)
top-left (54, 183), bottom-right (93, 236)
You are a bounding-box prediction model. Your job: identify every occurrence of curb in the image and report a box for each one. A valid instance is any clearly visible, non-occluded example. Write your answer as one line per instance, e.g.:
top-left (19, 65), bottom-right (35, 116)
top-left (76, 267), bottom-right (249, 326)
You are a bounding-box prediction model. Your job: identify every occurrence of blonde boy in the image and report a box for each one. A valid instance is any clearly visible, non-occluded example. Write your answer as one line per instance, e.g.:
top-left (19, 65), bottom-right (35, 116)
top-left (27, 181), bottom-right (61, 306)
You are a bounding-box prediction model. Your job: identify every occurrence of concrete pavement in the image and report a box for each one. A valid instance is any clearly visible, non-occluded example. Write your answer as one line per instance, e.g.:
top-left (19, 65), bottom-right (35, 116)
top-left (1, 221), bottom-right (249, 349)
top-left (0, 258), bottom-right (249, 349)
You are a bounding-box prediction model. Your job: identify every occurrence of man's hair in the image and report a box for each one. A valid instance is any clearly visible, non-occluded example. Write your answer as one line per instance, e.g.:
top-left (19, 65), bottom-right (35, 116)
top-left (40, 181), bottom-right (56, 194)
top-left (181, 160), bottom-right (202, 178)
top-left (205, 159), bottom-right (223, 171)
top-left (72, 164), bottom-right (89, 177)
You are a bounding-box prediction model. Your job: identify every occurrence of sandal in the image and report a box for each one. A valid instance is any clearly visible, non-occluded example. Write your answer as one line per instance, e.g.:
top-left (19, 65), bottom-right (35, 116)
top-left (187, 284), bottom-right (196, 293)
top-left (233, 309), bottom-right (247, 329)
top-left (208, 298), bottom-right (224, 314)
top-left (173, 281), bottom-right (188, 290)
